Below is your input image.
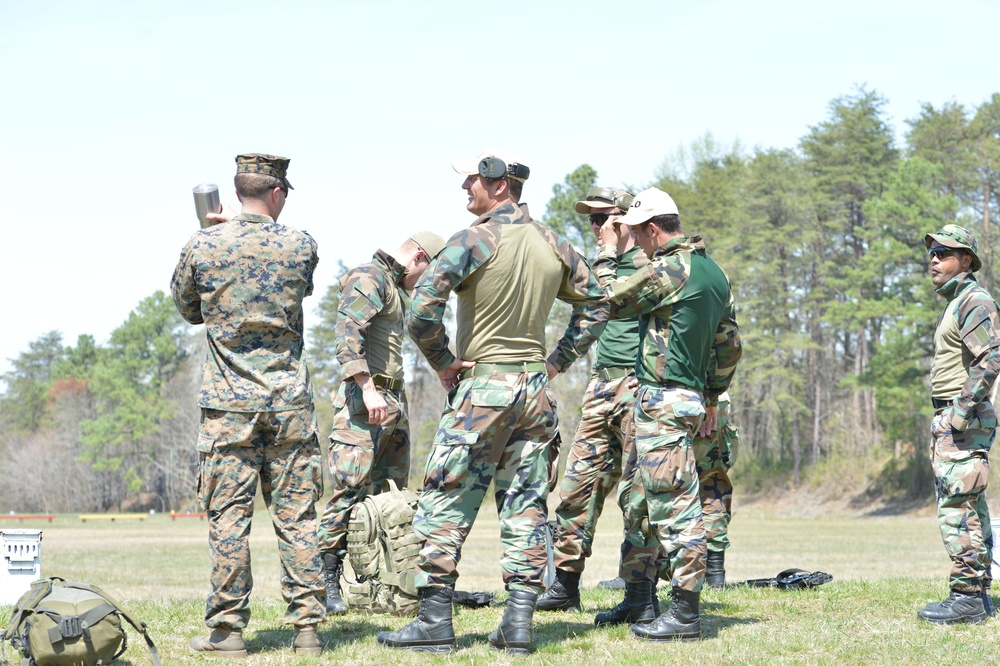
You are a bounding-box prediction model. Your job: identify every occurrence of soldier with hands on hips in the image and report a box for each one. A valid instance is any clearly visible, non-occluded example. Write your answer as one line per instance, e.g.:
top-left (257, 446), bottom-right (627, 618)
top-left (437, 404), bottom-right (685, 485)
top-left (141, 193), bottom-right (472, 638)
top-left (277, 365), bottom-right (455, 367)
top-left (377, 148), bottom-right (608, 654)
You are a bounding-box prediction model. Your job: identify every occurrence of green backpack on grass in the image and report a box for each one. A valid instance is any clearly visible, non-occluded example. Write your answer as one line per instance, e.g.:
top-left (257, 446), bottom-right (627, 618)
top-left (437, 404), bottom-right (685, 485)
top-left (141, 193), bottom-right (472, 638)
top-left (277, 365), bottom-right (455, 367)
top-left (346, 480), bottom-right (421, 616)
top-left (1, 577), bottom-right (161, 666)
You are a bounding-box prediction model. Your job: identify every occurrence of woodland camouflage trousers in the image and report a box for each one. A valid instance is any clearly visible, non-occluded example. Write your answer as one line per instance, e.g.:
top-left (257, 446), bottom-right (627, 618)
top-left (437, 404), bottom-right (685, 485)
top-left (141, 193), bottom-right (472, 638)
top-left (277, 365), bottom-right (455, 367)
top-left (318, 381), bottom-right (410, 554)
top-left (413, 370), bottom-right (559, 595)
top-left (930, 404), bottom-right (995, 593)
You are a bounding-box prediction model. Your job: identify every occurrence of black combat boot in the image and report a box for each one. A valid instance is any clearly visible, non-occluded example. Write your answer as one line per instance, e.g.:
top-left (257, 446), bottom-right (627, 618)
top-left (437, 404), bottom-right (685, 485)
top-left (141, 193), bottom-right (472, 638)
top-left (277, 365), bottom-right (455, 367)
top-left (536, 569), bottom-right (581, 611)
top-left (631, 587), bottom-right (701, 641)
top-left (918, 589), bottom-right (988, 624)
top-left (488, 589), bottom-right (538, 654)
top-left (983, 589), bottom-right (996, 617)
top-left (322, 550), bottom-right (348, 614)
top-left (594, 580), bottom-right (656, 626)
top-left (705, 551), bottom-right (726, 588)
top-left (377, 587), bottom-right (456, 653)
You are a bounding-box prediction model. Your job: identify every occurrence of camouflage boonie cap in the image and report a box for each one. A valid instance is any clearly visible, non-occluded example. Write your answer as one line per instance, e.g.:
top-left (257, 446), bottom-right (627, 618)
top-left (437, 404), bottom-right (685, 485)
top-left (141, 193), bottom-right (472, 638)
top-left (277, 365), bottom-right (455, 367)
top-left (574, 187), bottom-right (635, 215)
top-left (924, 224), bottom-right (981, 272)
top-left (235, 153), bottom-right (294, 190)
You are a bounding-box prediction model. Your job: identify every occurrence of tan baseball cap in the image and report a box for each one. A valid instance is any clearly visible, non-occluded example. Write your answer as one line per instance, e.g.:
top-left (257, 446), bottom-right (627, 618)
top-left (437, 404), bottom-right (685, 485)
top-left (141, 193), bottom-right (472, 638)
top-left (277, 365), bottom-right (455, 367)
top-left (617, 187), bottom-right (679, 226)
top-left (409, 231), bottom-right (446, 260)
top-left (575, 187), bottom-right (635, 215)
top-left (451, 147), bottom-right (530, 182)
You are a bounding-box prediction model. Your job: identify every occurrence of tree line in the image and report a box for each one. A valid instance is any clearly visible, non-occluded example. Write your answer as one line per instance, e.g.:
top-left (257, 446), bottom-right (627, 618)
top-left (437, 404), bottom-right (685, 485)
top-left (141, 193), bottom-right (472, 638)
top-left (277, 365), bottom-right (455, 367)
top-left (2, 87), bottom-right (998, 512)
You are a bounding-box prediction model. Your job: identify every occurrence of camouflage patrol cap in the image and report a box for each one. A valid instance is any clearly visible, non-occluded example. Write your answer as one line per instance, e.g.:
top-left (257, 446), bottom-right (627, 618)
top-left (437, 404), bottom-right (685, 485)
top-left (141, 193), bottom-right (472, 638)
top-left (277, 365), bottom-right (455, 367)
top-left (409, 231), bottom-right (446, 260)
top-left (924, 224), bottom-right (981, 272)
top-left (574, 187), bottom-right (635, 215)
top-left (235, 153), bottom-right (294, 190)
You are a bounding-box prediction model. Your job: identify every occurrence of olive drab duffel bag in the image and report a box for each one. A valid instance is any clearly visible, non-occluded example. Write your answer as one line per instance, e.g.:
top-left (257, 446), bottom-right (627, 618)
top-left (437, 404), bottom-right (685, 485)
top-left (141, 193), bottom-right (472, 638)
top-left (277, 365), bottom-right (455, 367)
top-left (1, 577), bottom-right (161, 666)
top-left (346, 480), bottom-right (421, 616)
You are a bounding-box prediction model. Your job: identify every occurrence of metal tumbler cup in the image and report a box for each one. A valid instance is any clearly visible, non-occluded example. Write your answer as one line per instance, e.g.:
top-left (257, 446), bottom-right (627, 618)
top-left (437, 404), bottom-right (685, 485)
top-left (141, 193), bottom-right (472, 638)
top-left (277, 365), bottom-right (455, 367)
top-left (193, 183), bottom-right (221, 228)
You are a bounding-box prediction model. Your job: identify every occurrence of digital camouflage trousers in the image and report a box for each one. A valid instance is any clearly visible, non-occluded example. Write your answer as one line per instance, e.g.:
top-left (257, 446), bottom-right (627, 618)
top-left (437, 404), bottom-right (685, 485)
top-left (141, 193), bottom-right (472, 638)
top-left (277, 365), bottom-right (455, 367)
top-left (318, 381), bottom-right (410, 554)
top-left (930, 402), bottom-right (995, 593)
top-left (413, 370), bottom-right (559, 595)
top-left (197, 406), bottom-right (326, 629)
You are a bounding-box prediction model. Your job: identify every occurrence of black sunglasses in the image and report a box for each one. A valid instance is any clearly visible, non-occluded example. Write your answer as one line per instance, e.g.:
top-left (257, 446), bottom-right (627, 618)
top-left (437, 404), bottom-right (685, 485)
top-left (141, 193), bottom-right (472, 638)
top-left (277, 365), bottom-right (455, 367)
top-left (927, 248), bottom-right (960, 261)
top-left (589, 212), bottom-right (622, 225)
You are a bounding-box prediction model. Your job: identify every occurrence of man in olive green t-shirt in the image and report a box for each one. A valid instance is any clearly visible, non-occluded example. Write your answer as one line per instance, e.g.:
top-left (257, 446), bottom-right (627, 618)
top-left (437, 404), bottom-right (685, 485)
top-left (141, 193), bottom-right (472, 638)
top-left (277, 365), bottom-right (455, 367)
top-left (377, 148), bottom-right (608, 655)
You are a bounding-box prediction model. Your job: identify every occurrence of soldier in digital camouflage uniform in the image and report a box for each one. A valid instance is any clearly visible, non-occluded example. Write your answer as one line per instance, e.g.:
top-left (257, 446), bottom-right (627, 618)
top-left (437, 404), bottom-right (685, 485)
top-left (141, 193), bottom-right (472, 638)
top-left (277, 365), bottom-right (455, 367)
top-left (317, 230), bottom-right (445, 614)
top-left (376, 148), bottom-right (608, 655)
top-left (918, 224), bottom-right (999, 625)
top-left (171, 154), bottom-right (325, 657)
top-left (533, 186), bottom-right (660, 624)
top-left (595, 187), bottom-right (741, 642)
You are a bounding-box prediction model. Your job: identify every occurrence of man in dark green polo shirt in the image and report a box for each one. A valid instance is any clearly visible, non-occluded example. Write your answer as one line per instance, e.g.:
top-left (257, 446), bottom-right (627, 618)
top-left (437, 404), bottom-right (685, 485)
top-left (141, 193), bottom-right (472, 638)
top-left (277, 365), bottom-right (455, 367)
top-left (595, 187), bottom-right (742, 641)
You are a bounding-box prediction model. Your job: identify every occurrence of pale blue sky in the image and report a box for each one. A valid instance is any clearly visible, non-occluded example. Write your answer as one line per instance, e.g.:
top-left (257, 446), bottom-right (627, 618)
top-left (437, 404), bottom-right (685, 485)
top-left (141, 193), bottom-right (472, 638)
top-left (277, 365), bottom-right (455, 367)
top-left (2, 0), bottom-right (997, 375)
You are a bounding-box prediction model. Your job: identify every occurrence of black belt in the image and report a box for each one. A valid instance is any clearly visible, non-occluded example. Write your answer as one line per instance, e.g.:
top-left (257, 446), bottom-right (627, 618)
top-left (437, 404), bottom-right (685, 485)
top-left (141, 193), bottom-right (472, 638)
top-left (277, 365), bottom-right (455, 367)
top-left (931, 397), bottom-right (952, 410)
top-left (460, 362), bottom-right (547, 381)
top-left (595, 366), bottom-right (634, 381)
top-left (372, 374), bottom-right (404, 391)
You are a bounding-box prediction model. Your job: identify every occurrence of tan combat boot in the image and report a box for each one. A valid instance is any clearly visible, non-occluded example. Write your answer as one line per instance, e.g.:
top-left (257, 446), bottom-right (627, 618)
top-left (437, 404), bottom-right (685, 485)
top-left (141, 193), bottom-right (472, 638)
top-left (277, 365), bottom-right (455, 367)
top-left (189, 627), bottom-right (248, 658)
top-left (292, 625), bottom-right (323, 655)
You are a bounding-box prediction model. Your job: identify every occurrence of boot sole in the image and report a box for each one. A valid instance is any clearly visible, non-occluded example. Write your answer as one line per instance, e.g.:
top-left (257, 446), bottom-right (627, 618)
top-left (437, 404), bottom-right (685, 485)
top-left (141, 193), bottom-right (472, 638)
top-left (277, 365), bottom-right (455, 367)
top-left (189, 648), bottom-right (248, 658)
top-left (490, 643), bottom-right (531, 655)
top-left (537, 603), bottom-right (581, 612)
top-left (631, 631), bottom-right (701, 642)
top-left (917, 612), bottom-right (989, 625)
top-left (378, 640), bottom-right (455, 654)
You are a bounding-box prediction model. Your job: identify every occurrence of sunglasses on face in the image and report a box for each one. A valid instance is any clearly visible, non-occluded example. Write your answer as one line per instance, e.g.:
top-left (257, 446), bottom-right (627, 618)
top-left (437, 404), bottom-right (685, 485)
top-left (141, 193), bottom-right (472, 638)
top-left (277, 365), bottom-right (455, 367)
top-left (589, 213), bottom-right (621, 225)
top-left (927, 248), bottom-right (959, 261)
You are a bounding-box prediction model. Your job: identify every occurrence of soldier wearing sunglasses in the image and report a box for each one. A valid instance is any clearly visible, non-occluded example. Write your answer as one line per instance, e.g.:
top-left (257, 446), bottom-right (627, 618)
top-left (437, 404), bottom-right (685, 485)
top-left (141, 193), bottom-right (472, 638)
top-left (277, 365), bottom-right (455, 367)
top-left (536, 187), bottom-right (661, 622)
top-left (920, 224), bottom-right (999, 624)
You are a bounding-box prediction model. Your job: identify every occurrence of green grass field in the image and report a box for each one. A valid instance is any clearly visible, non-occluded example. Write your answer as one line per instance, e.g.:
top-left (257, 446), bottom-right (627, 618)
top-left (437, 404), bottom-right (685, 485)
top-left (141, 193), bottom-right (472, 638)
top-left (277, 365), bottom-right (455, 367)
top-left (2, 500), bottom-right (998, 664)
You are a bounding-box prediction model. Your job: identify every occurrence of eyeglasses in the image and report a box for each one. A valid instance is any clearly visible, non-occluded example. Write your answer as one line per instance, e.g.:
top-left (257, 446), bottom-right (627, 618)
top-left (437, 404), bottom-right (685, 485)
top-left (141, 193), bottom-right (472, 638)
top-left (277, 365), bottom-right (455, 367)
top-left (927, 248), bottom-right (959, 261)
top-left (589, 213), bottom-right (622, 225)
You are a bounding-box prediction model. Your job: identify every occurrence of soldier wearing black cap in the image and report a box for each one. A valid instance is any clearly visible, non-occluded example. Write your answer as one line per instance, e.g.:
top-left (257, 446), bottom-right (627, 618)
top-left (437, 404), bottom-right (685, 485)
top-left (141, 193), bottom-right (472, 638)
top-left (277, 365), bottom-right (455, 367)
top-left (172, 153), bottom-right (326, 657)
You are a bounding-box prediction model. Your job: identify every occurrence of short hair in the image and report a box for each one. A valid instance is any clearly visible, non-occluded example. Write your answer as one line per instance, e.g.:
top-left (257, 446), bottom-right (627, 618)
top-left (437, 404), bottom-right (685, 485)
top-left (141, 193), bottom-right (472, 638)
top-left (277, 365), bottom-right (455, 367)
top-left (647, 213), bottom-right (681, 235)
top-left (235, 172), bottom-right (285, 199)
top-left (506, 177), bottom-right (523, 202)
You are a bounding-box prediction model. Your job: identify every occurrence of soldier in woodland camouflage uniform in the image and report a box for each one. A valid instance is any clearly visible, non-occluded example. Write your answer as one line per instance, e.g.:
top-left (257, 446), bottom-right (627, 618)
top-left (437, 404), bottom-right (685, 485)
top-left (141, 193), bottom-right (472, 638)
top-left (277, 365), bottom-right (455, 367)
top-left (534, 186), bottom-right (660, 624)
top-left (626, 389), bottom-right (740, 591)
top-left (376, 148), bottom-right (607, 655)
top-left (171, 154), bottom-right (325, 657)
top-left (918, 224), bottom-right (999, 625)
top-left (693, 390), bottom-right (739, 586)
top-left (317, 231), bottom-right (445, 614)
top-left (595, 187), bottom-right (741, 642)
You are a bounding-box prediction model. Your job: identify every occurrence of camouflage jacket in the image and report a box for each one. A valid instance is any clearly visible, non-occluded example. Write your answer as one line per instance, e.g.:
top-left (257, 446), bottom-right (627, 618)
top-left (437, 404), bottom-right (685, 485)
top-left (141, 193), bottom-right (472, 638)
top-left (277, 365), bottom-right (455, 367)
top-left (170, 212), bottom-right (318, 412)
top-left (336, 250), bottom-right (408, 382)
top-left (594, 235), bottom-right (741, 404)
top-left (409, 202), bottom-right (608, 372)
top-left (932, 271), bottom-right (1000, 431)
